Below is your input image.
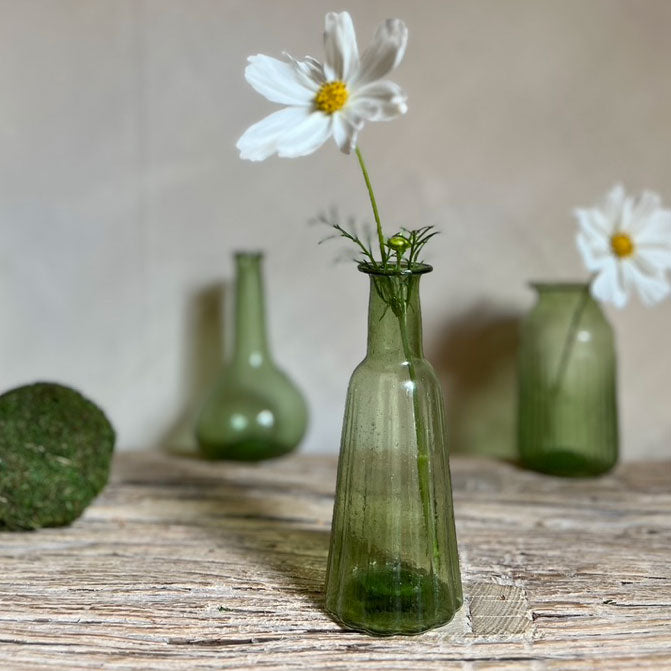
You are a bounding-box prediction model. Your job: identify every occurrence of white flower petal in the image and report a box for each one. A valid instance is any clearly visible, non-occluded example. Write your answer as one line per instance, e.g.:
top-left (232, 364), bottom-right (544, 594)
top-left (323, 11), bottom-right (359, 82)
top-left (332, 112), bottom-right (362, 154)
top-left (591, 258), bottom-right (628, 308)
top-left (576, 231), bottom-right (610, 272)
top-left (354, 19), bottom-right (408, 88)
top-left (600, 184), bottom-right (626, 226)
top-left (283, 52), bottom-right (326, 89)
top-left (628, 190), bottom-right (663, 235)
top-left (636, 210), bottom-right (671, 246)
top-left (276, 112), bottom-right (332, 158)
top-left (573, 207), bottom-right (612, 241)
top-left (625, 259), bottom-right (671, 306)
top-left (635, 245), bottom-right (671, 272)
top-left (617, 196), bottom-right (634, 233)
top-left (237, 106), bottom-right (311, 161)
top-left (633, 248), bottom-right (667, 276)
top-left (628, 202), bottom-right (671, 271)
top-left (350, 80), bottom-right (408, 121)
top-left (244, 55), bottom-right (317, 106)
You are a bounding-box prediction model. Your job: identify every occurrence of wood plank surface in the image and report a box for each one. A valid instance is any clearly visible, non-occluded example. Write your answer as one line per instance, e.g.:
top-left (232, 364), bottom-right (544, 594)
top-left (0, 451), bottom-right (669, 670)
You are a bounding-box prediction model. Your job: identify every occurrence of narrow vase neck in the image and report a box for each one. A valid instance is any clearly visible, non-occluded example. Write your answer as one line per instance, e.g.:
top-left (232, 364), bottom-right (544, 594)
top-left (233, 253), bottom-right (270, 365)
top-left (366, 274), bottom-right (424, 360)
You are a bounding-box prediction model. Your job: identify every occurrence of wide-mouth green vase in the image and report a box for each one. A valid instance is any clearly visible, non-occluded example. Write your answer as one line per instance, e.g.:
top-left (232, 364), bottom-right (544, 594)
top-left (517, 282), bottom-right (619, 477)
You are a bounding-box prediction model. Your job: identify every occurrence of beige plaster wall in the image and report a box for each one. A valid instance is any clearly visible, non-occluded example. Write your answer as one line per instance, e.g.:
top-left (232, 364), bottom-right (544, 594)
top-left (1, 0), bottom-right (670, 458)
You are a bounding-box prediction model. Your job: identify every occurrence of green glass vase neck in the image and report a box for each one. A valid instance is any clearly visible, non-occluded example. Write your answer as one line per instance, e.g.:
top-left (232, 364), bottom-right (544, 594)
top-left (531, 281), bottom-right (590, 298)
top-left (365, 273), bottom-right (425, 360)
top-left (233, 252), bottom-right (271, 366)
top-left (530, 282), bottom-right (605, 320)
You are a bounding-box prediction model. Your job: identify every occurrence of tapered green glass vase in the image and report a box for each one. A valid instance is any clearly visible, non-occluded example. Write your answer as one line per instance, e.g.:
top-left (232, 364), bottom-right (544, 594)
top-left (517, 283), bottom-right (618, 476)
top-left (325, 264), bottom-right (463, 636)
top-left (195, 252), bottom-right (308, 460)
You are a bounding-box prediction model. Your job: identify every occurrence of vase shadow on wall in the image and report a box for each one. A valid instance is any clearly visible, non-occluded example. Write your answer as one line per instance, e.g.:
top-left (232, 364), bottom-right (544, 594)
top-left (429, 302), bottom-right (522, 461)
top-left (156, 282), bottom-right (227, 455)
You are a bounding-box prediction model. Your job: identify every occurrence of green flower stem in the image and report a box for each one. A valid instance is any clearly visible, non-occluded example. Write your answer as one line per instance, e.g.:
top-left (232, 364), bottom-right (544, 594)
top-left (355, 146), bottom-right (387, 265)
top-left (397, 296), bottom-right (441, 574)
top-left (552, 282), bottom-right (591, 394)
top-left (353, 145), bottom-right (439, 570)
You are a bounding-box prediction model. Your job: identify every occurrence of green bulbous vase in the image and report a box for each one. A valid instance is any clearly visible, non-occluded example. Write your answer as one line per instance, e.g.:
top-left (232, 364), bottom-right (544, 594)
top-left (325, 264), bottom-right (463, 636)
top-left (195, 252), bottom-right (308, 460)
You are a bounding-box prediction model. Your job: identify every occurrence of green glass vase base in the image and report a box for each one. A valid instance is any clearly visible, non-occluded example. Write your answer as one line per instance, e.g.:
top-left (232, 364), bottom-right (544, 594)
top-left (326, 563), bottom-right (462, 636)
top-left (520, 449), bottom-right (614, 477)
top-left (199, 438), bottom-right (295, 461)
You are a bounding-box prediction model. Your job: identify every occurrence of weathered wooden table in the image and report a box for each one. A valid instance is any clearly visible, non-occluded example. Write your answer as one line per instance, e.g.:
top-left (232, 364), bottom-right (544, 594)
top-left (1, 452), bottom-right (669, 670)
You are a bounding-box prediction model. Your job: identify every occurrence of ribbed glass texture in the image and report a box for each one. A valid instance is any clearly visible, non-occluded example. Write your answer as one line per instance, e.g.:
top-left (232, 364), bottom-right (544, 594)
top-left (195, 252), bottom-right (308, 460)
top-left (325, 266), bottom-right (462, 636)
top-left (517, 283), bottom-right (618, 476)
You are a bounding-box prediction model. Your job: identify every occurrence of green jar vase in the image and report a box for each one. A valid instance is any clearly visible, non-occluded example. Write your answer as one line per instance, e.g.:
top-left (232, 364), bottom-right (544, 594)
top-left (517, 282), bottom-right (619, 476)
top-left (195, 252), bottom-right (308, 460)
top-left (325, 264), bottom-right (463, 636)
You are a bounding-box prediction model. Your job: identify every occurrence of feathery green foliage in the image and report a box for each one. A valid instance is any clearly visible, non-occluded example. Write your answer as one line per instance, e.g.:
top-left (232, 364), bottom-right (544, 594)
top-left (314, 209), bottom-right (438, 274)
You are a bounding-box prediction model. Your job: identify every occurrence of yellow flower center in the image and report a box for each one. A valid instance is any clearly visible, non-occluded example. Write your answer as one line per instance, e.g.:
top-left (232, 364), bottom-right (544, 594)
top-left (611, 232), bottom-right (635, 258)
top-left (315, 81), bottom-right (348, 114)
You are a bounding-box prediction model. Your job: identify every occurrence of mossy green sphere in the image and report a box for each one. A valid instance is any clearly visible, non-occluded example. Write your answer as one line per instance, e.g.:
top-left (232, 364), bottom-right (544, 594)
top-left (0, 382), bottom-right (115, 530)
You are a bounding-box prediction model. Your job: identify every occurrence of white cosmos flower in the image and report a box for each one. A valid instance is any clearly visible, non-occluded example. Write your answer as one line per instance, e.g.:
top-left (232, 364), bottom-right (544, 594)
top-left (236, 11), bottom-right (408, 161)
top-left (574, 184), bottom-right (671, 308)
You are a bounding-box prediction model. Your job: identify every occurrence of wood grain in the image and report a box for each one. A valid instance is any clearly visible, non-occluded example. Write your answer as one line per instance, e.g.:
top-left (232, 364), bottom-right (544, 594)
top-left (0, 452), bottom-right (669, 670)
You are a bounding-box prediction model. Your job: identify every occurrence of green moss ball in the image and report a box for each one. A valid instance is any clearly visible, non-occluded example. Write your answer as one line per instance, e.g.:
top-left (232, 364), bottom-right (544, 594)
top-left (0, 382), bottom-right (115, 530)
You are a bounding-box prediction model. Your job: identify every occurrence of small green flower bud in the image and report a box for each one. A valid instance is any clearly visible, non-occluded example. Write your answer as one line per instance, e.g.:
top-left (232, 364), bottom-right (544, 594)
top-left (388, 234), bottom-right (410, 253)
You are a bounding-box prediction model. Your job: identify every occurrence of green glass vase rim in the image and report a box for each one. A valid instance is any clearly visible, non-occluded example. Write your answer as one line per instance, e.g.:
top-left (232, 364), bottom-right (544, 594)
top-left (358, 262), bottom-right (433, 277)
top-left (235, 250), bottom-right (264, 260)
top-left (529, 280), bottom-right (590, 292)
